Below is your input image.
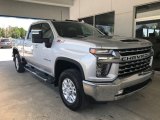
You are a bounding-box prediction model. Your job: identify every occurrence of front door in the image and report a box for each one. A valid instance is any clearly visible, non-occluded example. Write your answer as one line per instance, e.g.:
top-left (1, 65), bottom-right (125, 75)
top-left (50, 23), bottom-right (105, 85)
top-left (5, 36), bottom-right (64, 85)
top-left (33, 22), bottom-right (54, 74)
top-left (24, 23), bottom-right (41, 65)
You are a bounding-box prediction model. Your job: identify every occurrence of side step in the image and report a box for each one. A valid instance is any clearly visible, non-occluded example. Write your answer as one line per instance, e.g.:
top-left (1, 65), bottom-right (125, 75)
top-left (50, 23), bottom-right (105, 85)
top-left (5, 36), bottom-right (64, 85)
top-left (25, 66), bottom-right (55, 84)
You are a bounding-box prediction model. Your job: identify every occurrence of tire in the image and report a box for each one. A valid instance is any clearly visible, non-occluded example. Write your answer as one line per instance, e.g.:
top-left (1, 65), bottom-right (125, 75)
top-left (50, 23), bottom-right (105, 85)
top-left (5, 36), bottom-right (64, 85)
top-left (14, 54), bottom-right (25, 73)
top-left (59, 69), bottom-right (87, 111)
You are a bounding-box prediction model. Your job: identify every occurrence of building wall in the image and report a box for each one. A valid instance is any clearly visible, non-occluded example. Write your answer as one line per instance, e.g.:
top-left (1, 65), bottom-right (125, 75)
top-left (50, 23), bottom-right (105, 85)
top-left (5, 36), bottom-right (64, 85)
top-left (70, 0), bottom-right (159, 37)
top-left (0, 0), bottom-right (69, 20)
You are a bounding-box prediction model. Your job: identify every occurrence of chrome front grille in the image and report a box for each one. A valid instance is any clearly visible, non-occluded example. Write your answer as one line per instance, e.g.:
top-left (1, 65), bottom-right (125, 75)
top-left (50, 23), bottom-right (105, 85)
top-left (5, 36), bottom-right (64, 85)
top-left (118, 46), bottom-right (151, 56)
top-left (118, 47), bottom-right (152, 77)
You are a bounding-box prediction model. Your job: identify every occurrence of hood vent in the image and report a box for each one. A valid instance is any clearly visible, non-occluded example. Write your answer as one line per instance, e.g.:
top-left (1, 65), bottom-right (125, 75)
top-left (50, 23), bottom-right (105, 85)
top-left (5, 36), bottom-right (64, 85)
top-left (121, 39), bottom-right (140, 42)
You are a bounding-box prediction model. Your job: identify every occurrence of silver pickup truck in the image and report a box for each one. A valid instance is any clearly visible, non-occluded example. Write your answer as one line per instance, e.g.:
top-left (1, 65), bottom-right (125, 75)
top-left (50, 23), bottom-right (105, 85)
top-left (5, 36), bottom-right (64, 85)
top-left (12, 20), bottom-right (154, 110)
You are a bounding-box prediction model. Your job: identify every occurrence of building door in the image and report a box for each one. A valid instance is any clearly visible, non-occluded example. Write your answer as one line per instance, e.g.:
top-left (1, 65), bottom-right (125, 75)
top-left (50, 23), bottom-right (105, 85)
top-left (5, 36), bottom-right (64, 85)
top-left (136, 20), bottom-right (160, 70)
top-left (135, 2), bottom-right (160, 71)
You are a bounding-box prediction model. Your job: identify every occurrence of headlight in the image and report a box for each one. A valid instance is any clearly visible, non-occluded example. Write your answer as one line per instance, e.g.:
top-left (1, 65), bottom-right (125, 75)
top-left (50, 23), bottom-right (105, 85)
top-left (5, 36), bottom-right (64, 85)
top-left (90, 48), bottom-right (120, 77)
top-left (90, 48), bottom-right (120, 63)
top-left (90, 48), bottom-right (112, 77)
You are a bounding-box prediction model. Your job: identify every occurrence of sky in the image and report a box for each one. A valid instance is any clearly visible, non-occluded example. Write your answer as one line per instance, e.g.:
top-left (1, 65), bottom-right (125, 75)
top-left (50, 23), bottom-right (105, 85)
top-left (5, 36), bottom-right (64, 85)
top-left (0, 16), bottom-right (39, 30)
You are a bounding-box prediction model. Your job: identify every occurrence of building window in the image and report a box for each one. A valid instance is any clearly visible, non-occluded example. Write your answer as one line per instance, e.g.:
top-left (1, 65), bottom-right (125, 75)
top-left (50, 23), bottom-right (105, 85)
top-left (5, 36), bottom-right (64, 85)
top-left (79, 12), bottom-right (115, 36)
top-left (79, 16), bottom-right (94, 26)
top-left (136, 21), bottom-right (160, 39)
top-left (136, 2), bottom-right (160, 19)
top-left (95, 12), bottom-right (114, 36)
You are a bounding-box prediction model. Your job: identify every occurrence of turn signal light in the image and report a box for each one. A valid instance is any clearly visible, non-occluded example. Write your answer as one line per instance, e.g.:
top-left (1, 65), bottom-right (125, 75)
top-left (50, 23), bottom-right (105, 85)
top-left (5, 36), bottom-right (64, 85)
top-left (89, 48), bottom-right (110, 54)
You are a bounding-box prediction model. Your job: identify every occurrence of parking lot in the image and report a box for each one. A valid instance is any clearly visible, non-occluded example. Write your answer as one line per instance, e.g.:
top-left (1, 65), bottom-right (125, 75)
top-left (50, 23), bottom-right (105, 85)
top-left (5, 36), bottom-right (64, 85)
top-left (0, 48), bottom-right (160, 120)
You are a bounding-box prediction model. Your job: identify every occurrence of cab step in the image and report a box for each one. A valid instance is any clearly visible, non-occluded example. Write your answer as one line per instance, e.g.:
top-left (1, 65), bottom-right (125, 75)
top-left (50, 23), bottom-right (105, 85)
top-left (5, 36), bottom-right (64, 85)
top-left (24, 65), bottom-right (55, 84)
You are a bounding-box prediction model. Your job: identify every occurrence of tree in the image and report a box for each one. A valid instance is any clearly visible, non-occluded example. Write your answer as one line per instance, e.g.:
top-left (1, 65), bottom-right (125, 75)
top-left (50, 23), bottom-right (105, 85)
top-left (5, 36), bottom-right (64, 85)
top-left (0, 28), bottom-right (3, 37)
top-left (0, 27), bottom-right (26, 39)
top-left (19, 27), bottom-right (26, 38)
top-left (10, 27), bottom-right (21, 38)
top-left (0, 28), bottom-right (5, 38)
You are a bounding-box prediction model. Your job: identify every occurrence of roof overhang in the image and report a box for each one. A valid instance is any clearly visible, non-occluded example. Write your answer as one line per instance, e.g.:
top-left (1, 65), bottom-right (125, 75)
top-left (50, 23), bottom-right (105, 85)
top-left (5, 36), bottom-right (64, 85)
top-left (15, 0), bottom-right (74, 7)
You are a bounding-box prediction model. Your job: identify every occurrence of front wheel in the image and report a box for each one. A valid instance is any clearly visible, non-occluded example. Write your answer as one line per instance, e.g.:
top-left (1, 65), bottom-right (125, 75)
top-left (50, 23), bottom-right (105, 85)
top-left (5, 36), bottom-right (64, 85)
top-left (14, 54), bottom-right (25, 73)
top-left (59, 69), bottom-right (87, 111)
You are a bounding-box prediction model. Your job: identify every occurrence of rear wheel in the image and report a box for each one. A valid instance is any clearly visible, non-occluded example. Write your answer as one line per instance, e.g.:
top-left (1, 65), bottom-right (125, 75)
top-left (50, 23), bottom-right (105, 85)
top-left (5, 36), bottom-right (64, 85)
top-left (14, 54), bottom-right (25, 73)
top-left (59, 69), bottom-right (87, 111)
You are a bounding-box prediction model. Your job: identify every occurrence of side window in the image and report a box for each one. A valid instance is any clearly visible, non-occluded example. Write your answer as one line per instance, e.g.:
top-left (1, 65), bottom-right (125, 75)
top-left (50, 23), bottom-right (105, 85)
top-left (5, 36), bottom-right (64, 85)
top-left (27, 24), bottom-right (42, 40)
top-left (41, 23), bottom-right (54, 43)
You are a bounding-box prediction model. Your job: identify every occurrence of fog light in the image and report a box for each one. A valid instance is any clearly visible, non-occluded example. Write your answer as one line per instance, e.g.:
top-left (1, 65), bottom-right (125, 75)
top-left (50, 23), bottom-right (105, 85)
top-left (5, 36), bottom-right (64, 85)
top-left (96, 63), bottom-right (111, 77)
top-left (117, 89), bottom-right (123, 95)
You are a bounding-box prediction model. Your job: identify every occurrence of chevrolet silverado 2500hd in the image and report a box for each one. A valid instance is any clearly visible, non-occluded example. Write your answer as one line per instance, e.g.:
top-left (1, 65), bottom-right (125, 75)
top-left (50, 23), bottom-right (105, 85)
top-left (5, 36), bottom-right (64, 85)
top-left (12, 20), bottom-right (154, 110)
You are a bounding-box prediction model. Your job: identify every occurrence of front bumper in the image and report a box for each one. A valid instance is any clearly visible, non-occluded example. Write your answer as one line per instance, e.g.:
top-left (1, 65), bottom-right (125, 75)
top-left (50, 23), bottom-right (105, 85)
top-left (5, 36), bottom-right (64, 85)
top-left (83, 70), bottom-right (154, 101)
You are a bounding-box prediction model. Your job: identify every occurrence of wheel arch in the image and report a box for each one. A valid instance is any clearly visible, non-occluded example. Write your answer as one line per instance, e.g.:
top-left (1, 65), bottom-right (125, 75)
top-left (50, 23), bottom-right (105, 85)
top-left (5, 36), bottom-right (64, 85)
top-left (12, 47), bottom-right (20, 61)
top-left (54, 57), bottom-right (85, 86)
top-left (13, 47), bottom-right (19, 57)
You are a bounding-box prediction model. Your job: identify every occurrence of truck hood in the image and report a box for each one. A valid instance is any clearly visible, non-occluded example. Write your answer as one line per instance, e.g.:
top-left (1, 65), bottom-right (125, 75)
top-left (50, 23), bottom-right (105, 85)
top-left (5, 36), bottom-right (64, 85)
top-left (77, 36), bottom-right (152, 49)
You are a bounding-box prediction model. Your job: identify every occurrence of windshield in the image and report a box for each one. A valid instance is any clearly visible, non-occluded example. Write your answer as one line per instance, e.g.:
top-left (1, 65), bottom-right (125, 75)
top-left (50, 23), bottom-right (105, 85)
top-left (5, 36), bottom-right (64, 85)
top-left (52, 22), bottom-right (104, 38)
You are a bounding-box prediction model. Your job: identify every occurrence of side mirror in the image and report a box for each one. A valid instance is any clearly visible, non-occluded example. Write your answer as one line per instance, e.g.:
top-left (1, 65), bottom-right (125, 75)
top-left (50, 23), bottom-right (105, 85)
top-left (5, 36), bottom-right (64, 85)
top-left (43, 38), bottom-right (51, 48)
top-left (32, 30), bottom-right (43, 43)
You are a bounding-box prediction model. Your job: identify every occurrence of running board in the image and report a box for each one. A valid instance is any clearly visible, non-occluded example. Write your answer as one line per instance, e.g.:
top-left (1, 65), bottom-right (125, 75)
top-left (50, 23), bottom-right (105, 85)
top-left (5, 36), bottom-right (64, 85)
top-left (25, 66), bottom-right (54, 84)
top-left (25, 67), bottom-right (47, 81)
